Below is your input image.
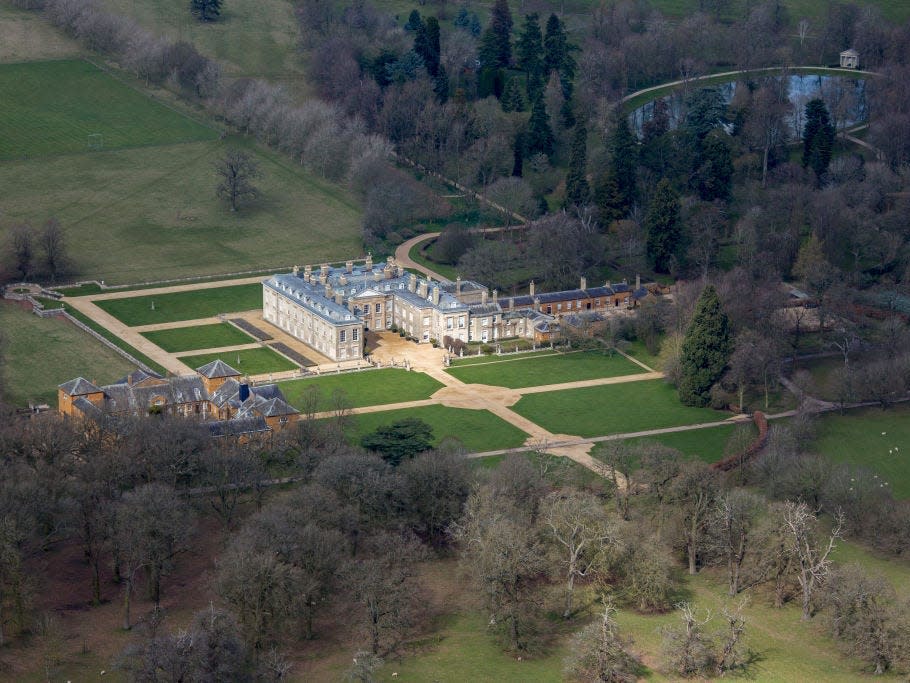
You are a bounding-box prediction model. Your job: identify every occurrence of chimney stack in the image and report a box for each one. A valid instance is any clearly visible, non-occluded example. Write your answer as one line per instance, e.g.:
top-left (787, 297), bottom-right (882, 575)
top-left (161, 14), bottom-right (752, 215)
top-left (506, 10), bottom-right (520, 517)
top-left (292, 265), bottom-right (299, 277)
top-left (456, 276), bottom-right (462, 295)
top-left (304, 264), bottom-right (312, 279)
top-left (636, 274), bottom-right (641, 290)
top-left (492, 289), bottom-right (498, 304)
top-left (432, 286), bottom-right (440, 305)
top-left (384, 264), bottom-right (393, 279)
top-left (325, 283), bottom-right (332, 299)
top-left (345, 260), bottom-right (353, 273)
top-left (605, 280), bottom-right (611, 290)
top-left (397, 264), bottom-right (404, 277)
top-left (419, 280), bottom-right (428, 298)
top-left (481, 289), bottom-right (488, 305)
top-left (534, 297), bottom-right (540, 312)
top-left (365, 254), bottom-right (373, 271)
top-left (409, 274), bottom-right (417, 292)
top-left (509, 297), bottom-right (514, 311)
top-left (373, 269), bottom-right (382, 282)
top-left (335, 292), bottom-right (343, 305)
top-left (580, 276), bottom-right (587, 290)
top-left (529, 280), bottom-right (535, 296)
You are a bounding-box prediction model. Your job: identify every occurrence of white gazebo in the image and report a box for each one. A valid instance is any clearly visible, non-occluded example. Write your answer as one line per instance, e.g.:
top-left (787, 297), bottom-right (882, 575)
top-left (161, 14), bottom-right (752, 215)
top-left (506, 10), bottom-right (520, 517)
top-left (839, 49), bottom-right (859, 69)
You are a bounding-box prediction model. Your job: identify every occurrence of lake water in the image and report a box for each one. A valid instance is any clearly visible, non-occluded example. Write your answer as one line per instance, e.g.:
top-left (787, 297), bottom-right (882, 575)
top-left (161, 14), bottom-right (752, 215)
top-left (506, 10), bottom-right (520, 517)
top-left (630, 73), bottom-right (867, 141)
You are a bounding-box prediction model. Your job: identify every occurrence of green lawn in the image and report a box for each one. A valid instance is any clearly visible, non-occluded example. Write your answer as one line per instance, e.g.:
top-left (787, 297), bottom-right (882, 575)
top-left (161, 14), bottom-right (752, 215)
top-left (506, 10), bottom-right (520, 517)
top-left (445, 351), bottom-right (645, 389)
top-left (346, 405), bottom-right (529, 452)
top-left (2, 136), bottom-right (362, 285)
top-left (0, 4), bottom-right (80, 63)
top-left (812, 405), bottom-right (910, 499)
top-left (278, 368), bottom-right (443, 411)
top-left (95, 284), bottom-right (262, 326)
top-left (98, 0), bottom-right (306, 91)
top-left (592, 423), bottom-right (740, 466)
top-left (622, 339), bottom-right (661, 370)
top-left (178, 347), bottom-right (297, 375)
top-left (0, 60), bottom-right (215, 159)
top-left (141, 322), bottom-right (255, 352)
top-left (450, 349), bottom-right (558, 366)
top-left (0, 303), bottom-right (135, 407)
top-left (513, 380), bottom-right (725, 438)
top-left (65, 306), bottom-right (167, 375)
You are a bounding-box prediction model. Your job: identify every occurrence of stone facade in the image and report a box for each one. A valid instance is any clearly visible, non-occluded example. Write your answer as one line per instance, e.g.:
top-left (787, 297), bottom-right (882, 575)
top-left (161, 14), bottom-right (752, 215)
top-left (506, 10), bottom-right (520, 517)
top-left (263, 258), bottom-right (649, 357)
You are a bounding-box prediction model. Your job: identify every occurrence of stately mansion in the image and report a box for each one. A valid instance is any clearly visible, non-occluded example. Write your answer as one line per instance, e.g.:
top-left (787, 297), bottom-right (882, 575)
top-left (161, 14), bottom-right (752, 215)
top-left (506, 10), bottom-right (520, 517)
top-left (263, 257), bottom-right (647, 362)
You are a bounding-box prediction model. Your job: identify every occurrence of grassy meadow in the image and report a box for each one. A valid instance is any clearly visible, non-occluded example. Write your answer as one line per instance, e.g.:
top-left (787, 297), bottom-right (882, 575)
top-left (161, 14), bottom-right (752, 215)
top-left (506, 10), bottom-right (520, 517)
top-left (0, 60), bottom-right (216, 159)
top-left (513, 379), bottom-right (725, 438)
top-left (94, 283), bottom-right (263, 325)
top-left (812, 405), bottom-right (910, 499)
top-left (591, 422), bottom-right (741, 465)
top-left (141, 322), bottom-right (255, 352)
top-left (278, 368), bottom-right (444, 411)
top-left (445, 350), bottom-right (645, 388)
top-left (178, 346), bottom-right (297, 374)
top-left (0, 303), bottom-right (135, 407)
top-left (0, 4), bottom-right (80, 63)
top-left (347, 404), bottom-right (529, 452)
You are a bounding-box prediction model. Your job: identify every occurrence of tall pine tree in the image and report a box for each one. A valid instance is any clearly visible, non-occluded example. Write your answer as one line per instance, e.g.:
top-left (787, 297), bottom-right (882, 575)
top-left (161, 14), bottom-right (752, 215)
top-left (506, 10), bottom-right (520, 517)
top-left (595, 109), bottom-right (638, 222)
top-left (525, 94), bottom-right (554, 158)
top-left (479, 0), bottom-right (513, 68)
top-left (645, 179), bottom-right (682, 273)
top-left (516, 13), bottom-right (544, 98)
top-left (678, 285), bottom-right (733, 407)
top-left (565, 123), bottom-right (590, 208)
top-left (802, 98), bottom-right (835, 181)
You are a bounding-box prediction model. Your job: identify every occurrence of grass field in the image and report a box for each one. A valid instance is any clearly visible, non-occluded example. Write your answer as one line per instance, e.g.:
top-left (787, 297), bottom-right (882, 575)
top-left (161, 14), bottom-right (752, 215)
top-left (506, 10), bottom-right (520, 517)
top-left (623, 339), bottom-right (662, 370)
top-left (445, 350), bottom-right (646, 388)
top-left (450, 349), bottom-right (558, 366)
top-left (141, 322), bottom-right (254, 352)
top-left (178, 347), bottom-right (297, 374)
top-left (592, 423), bottom-right (740, 465)
top-left (1, 134), bottom-right (363, 284)
top-left (0, 303), bottom-right (135, 407)
top-left (812, 405), bottom-right (910, 499)
top-left (94, 284), bottom-right (262, 326)
top-left (513, 379), bottom-right (724, 438)
top-left (0, 4), bottom-right (80, 63)
top-left (278, 368), bottom-right (444, 411)
top-left (98, 0), bottom-right (306, 92)
top-left (0, 60), bottom-right (216, 159)
top-left (346, 404), bottom-right (529, 452)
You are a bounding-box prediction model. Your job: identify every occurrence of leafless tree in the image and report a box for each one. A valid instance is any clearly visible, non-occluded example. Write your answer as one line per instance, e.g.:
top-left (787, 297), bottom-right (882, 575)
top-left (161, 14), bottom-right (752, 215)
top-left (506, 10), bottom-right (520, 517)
top-left (564, 600), bottom-right (640, 682)
top-left (661, 602), bottom-right (715, 677)
top-left (542, 491), bottom-right (620, 618)
top-left (709, 489), bottom-right (766, 596)
top-left (215, 149), bottom-right (262, 212)
top-left (669, 462), bottom-right (719, 575)
top-left (40, 218), bottom-right (69, 282)
top-left (10, 224), bottom-right (34, 281)
top-left (781, 501), bottom-right (844, 620)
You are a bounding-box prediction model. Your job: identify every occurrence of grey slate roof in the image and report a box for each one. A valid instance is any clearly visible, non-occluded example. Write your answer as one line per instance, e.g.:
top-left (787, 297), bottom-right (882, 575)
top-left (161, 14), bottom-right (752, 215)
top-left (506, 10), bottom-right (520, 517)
top-left (114, 368), bottom-right (164, 386)
top-left (196, 359), bottom-right (242, 379)
top-left (59, 377), bottom-right (102, 396)
top-left (208, 417), bottom-right (270, 438)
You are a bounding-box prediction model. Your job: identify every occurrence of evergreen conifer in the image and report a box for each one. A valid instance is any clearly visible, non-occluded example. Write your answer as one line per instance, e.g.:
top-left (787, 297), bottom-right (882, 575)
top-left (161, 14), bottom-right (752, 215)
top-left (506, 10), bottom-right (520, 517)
top-left (678, 285), bottom-right (733, 407)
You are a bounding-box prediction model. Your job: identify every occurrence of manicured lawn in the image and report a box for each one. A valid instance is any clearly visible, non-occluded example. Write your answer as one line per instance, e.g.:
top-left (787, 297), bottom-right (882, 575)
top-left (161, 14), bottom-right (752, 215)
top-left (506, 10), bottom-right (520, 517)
top-left (592, 423), bottom-right (740, 466)
top-left (0, 60), bottom-right (215, 159)
top-left (513, 380), bottom-right (725, 438)
top-left (623, 339), bottom-right (662, 370)
top-left (141, 322), bottom-right (254, 352)
top-left (0, 303), bottom-right (135, 407)
top-left (445, 351), bottom-right (645, 389)
top-left (450, 349), bottom-right (558, 367)
top-left (812, 405), bottom-right (910, 499)
top-left (65, 307), bottom-right (167, 375)
top-left (178, 347), bottom-right (297, 374)
top-left (95, 284), bottom-right (262, 326)
top-left (1, 137), bottom-right (362, 285)
top-left (346, 405), bottom-right (529, 452)
top-left (278, 368), bottom-right (444, 411)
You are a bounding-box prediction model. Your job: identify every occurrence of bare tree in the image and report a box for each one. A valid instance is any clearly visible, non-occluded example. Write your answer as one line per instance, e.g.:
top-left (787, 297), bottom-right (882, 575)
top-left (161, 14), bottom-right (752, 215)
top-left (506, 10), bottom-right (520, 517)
top-left (215, 149), bottom-right (262, 212)
top-left (564, 601), bottom-right (640, 682)
top-left (542, 491), bottom-right (620, 618)
top-left (781, 501), bottom-right (844, 620)
top-left (669, 462), bottom-right (719, 575)
top-left (10, 224), bottom-right (34, 281)
top-left (40, 218), bottom-right (69, 282)
top-left (661, 602), bottom-right (715, 677)
top-left (709, 489), bottom-right (765, 596)
top-left (114, 483), bottom-right (195, 629)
